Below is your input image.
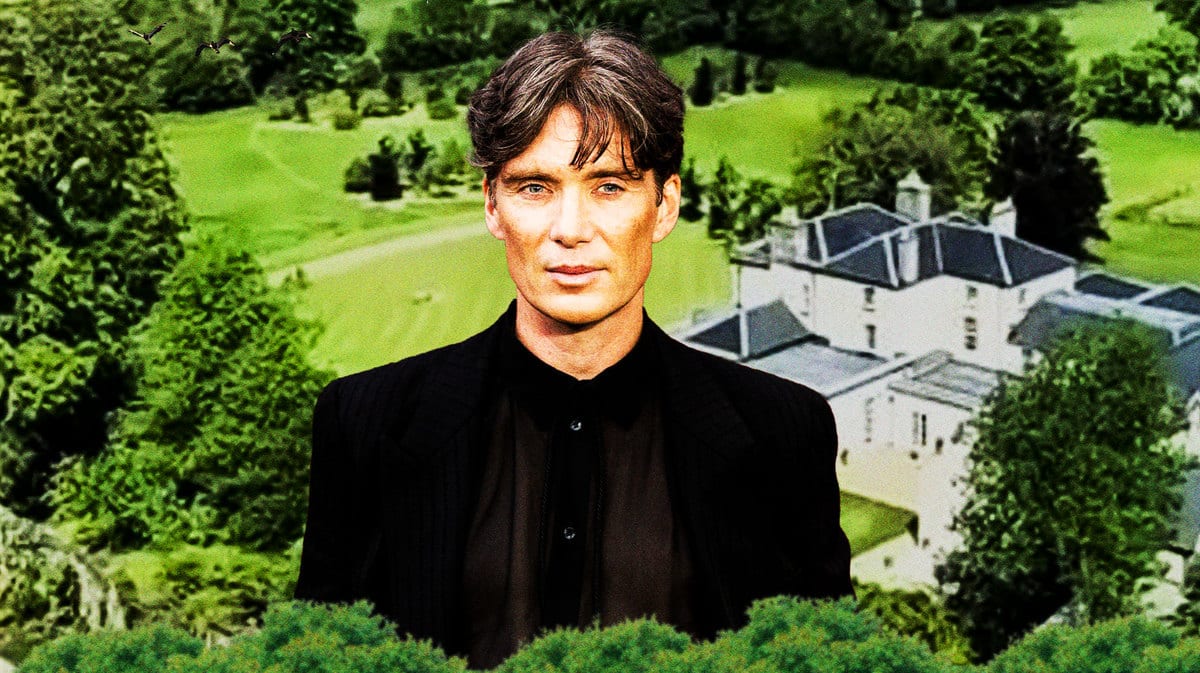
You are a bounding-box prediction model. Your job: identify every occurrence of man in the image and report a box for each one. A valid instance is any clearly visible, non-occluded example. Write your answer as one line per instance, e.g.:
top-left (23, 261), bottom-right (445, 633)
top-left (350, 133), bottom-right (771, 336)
top-left (294, 30), bottom-right (852, 669)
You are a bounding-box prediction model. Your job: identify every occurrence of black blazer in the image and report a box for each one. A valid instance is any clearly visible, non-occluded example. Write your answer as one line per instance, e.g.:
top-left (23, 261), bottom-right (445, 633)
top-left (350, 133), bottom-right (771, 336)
top-left (294, 306), bottom-right (852, 654)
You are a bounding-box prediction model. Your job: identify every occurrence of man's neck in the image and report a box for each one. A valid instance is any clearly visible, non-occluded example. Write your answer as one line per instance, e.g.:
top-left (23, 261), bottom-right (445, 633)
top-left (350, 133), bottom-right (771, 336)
top-left (514, 296), bottom-right (644, 380)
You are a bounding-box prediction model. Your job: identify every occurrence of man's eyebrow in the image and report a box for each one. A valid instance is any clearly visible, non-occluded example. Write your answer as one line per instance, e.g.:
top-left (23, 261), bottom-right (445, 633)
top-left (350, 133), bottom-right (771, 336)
top-left (497, 169), bottom-right (555, 184)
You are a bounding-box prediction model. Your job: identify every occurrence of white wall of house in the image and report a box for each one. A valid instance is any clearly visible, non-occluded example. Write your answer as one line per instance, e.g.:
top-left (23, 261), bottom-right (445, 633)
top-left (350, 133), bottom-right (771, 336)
top-left (830, 382), bottom-right (915, 511)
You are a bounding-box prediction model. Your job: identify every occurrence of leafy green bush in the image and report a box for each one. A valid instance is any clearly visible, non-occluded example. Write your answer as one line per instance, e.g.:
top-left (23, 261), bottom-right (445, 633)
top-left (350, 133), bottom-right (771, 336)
top-left (51, 243), bottom-right (332, 551)
top-left (496, 618), bottom-right (690, 673)
top-left (0, 505), bottom-right (123, 663)
top-left (359, 89), bottom-right (403, 117)
top-left (21, 601), bottom-right (466, 673)
top-left (987, 617), bottom-right (1200, 673)
top-left (18, 623), bottom-right (203, 673)
top-left (113, 544), bottom-right (299, 645)
top-left (332, 109), bottom-right (362, 130)
top-left (344, 156), bottom-right (372, 193)
top-left (427, 98), bottom-right (457, 120)
top-left (1081, 26), bottom-right (1200, 127)
top-left (854, 580), bottom-right (973, 664)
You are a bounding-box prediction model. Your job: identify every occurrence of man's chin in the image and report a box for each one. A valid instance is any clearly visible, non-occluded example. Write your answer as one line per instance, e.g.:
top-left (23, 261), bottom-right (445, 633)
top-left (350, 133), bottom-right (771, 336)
top-left (530, 296), bottom-right (628, 329)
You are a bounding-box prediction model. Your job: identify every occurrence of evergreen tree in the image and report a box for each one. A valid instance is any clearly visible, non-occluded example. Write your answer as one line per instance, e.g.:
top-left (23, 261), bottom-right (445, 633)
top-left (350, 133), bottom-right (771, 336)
top-left (679, 157), bottom-right (706, 222)
top-left (986, 111), bottom-right (1109, 263)
top-left (690, 56), bottom-right (715, 107)
top-left (937, 320), bottom-right (1191, 660)
top-left (732, 52), bottom-right (748, 95)
top-left (752, 56), bottom-right (777, 93)
top-left (966, 15), bottom-right (1077, 112)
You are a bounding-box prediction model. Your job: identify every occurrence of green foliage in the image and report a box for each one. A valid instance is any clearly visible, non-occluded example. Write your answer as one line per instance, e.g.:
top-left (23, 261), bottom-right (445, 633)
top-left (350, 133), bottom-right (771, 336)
top-left (690, 57), bottom-right (715, 107)
top-left (679, 157), bottom-right (706, 222)
top-left (987, 616), bottom-right (1200, 673)
top-left (1174, 555), bottom-right (1200, 637)
top-left (358, 89), bottom-right (404, 117)
top-left (1157, 0), bottom-right (1200, 37)
top-left (21, 601), bottom-right (467, 673)
top-left (793, 86), bottom-right (993, 218)
top-left (986, 111), bottom-right (1109, 263)
top-left (703, 157), bottom-right (783, 246)
top-left (0, 505), bottom-right (108, 663)
top-left (427, 98), bottom-right (458, 121)
top-left (496, 618), bottom-right (691, 672)
top-left (378, 0), bottom-right (490, 72)
top-left (17, 623), bottom-right (203, 673)
top-left (752, 57), bottom-right (777, 94)
top-left (1081, 26), bottom-right (1200, 127)
top-left (938, 320), bottom-right (1192, 660)
top-left (50, 243), bottom-right (332, 551)
top-left (738, 0), bottom-right (888, 74)
top-left (853, 580), bottom-right (973, 665)
top-left (731, 52), bottom-right (748, 96)
top-left (332, 109), bottom-right (362, 130)
top-left (335, 54), bottom-right (382, 112)
top-left (157, 48), bottom-right (256, 114)
top-left (965, 15), bottom-right (1078, 112)
top-left (0, 0), bottom-right (186, 514)
top-left (872, 19), bottom-right (978, 90)
top-left (114, 544), bottom-right (298, 645)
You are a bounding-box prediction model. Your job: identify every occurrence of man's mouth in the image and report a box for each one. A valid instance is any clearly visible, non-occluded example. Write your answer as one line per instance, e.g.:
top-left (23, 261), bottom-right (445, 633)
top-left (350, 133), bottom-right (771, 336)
top-left (550, 265), bottom-right (598, 275)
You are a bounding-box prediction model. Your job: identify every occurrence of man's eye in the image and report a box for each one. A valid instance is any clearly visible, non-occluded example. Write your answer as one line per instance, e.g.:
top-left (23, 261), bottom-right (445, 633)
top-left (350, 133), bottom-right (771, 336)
top-left (521, 184), bottom-right (546, 194)
top-left (598, 183), bottom-right (624, 194)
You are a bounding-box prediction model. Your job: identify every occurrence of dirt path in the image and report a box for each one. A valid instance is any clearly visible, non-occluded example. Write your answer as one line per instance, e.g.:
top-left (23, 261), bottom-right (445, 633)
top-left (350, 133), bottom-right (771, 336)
top-left (266, 221), bottom-right (489, 285)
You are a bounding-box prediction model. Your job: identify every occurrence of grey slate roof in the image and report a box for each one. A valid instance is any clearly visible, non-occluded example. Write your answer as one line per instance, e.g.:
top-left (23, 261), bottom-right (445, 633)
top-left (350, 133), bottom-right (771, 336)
top-left (748, 341), bottom-right (890, 396)
top-left (686, 299), bottom-right (813, 359)
top-left (768, 204), bottom-right (1075, 289)
top-left (1075, 271), bottom-right (1150, 299)
top-left (1142, 286), bottom-right (1200, 316)
top-left (1011, 290), bottom-right (1200, 398)
top-left (886, 351), bottom-right (1006, 411)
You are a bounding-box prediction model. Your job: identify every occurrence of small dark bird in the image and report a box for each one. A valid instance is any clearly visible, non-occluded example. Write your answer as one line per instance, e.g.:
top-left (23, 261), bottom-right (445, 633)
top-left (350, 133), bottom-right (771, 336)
top-left (271, 29), bottom-right (312, 56)
top-left (128, 22), bottom-right (167, 44)
top-left (194, 37), bottom-right (235, 59)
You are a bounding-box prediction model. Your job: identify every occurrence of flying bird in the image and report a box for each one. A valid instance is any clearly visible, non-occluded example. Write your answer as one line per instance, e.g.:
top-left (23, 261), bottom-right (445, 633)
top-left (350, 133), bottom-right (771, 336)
top-left (128, 22), bottom-right (167, 44)
top-left (194, 37), bottom-right (235, 59)
top-left (271, 29), bottom-right (312, 56)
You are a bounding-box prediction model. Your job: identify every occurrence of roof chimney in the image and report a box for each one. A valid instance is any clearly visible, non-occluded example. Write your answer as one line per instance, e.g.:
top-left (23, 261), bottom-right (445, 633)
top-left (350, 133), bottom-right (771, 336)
top-left (896, 170), bottom-right (931, 223)
top-left (989, 197), bottom-right (1017, 238)
top-left (896, 226), bottom-right (919, 284)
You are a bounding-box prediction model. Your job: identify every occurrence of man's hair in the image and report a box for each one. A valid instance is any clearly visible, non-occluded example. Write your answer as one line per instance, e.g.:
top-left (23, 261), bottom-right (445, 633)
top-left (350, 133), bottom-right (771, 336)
top-left (467, 30), bottom-right (684, 196)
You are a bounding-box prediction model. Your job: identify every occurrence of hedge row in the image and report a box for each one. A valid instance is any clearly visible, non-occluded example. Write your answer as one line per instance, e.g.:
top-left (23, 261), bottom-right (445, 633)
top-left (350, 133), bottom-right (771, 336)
top-left (18, 596), bottom-right (1200, 673)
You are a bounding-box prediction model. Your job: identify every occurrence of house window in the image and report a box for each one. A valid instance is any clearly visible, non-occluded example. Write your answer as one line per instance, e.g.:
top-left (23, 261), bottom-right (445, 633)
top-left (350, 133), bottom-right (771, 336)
top-left (1018, 288), bottom-right (1027, 305)
top-left (966, 285), bottom-right (978, 301)
top-left (863, 287), bottom-right (875, 311)
top-left (866, 324), bottom-right (876, 349)
top-left (864, 398), bottom-right (874, 443)
top-left (912, 412), bottom-right (927, 446)
top-left (801, 283), bottom-right (812, 315)
top-left (964, 317), bottom-right (978, 350)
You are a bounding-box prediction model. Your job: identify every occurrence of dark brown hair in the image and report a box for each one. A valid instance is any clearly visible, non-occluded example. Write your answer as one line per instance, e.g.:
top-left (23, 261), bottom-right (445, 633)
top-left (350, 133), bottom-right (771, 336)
top-left (467, 30), bottom-right (684, 196)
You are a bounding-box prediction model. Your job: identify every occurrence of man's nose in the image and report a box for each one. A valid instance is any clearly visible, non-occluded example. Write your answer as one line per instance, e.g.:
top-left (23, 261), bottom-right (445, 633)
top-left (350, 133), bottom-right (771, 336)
top-left (549, 189), bottom-right (594, 247)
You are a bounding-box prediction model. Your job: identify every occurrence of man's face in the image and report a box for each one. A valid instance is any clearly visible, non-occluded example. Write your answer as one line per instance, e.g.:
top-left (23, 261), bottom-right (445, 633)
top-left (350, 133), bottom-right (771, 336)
top-left (484, 105), bottom-right (680, 328)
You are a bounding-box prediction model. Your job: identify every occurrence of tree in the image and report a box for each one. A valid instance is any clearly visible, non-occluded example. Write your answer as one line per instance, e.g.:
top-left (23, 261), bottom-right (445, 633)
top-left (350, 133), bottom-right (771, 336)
top-left (752, 56), bottom-right (778, 93)
top-left (1176, 555), bottom-right (1200, 637)
top-left (705, 157), bottom-right (784, 246)
top-left (50, 243), bottom-right (332, 551)
top-left (0, 0), bottom-right (186, 515)
top-left (986, 111), bottom-right (1109, 263)
top-left (732, 52), bottom-right (748, 95)
top-left (378, 0), bottom-right (488, 71)
top-left (266, 0), bottom-right (367, 117)
top-left (1082, 26), bottom-right (1200, 126)
top-left (792, 86), bottom-right (992, 217)
top-left (690, 56), bottom-right (715, 107)
top-left (335, 53), bottom-right (382, 111)
top-left (966, 15), bottom-right (1077, 112)
top-left (937, 320), bottom-right (1192, 660)
top-left (1157, 0), bottom-right (1200, 37)
top-left (679, 157), bottom-right (706, 222)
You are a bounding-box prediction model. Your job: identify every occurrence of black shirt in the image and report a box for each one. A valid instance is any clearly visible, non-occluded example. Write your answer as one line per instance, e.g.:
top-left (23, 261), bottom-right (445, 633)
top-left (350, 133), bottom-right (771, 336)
top-left (461, 314), bottom-right (698, 669)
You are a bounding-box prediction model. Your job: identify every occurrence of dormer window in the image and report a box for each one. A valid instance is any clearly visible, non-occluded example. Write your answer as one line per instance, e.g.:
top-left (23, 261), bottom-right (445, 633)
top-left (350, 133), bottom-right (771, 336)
top-left (864, 286), bottom-right (875, 309)
top-left (966, 285), bottom-right (978, 301)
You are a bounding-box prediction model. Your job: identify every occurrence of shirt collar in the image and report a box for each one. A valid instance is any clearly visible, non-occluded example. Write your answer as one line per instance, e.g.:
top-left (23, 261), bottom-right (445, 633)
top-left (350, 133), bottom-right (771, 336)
top-left (497, 302), bottom-right (658, 430)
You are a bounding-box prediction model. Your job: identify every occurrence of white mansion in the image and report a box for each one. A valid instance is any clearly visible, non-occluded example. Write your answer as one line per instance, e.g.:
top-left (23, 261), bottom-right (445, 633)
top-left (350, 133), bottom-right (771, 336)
top-left (675, 172), bottom-right (1200, 590)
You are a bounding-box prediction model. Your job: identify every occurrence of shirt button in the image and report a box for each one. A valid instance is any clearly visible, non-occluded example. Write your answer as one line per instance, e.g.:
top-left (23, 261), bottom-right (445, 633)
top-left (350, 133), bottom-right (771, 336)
top-left (562, 526), bottom-right (577, 541)
top-left (568, 418), bottom-right (583, 432)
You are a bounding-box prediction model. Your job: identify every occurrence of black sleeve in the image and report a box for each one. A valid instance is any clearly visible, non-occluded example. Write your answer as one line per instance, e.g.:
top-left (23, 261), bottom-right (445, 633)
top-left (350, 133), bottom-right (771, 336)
top-left (294, 379), bottom-right (355, 603)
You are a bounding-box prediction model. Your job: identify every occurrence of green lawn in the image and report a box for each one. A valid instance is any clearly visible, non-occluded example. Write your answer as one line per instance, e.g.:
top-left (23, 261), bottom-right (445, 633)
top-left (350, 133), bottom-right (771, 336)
top-left (946, 0), bottom-right (1167, 68)
top-left (1084, 119), bottom-right (1200, 282)
top-left (841, 492), bottom-right (916, 556)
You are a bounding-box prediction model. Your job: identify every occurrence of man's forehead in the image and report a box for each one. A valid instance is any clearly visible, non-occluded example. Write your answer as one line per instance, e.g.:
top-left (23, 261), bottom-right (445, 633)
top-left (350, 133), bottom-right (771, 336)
top-left (498, 106), bottom-right (644, 178)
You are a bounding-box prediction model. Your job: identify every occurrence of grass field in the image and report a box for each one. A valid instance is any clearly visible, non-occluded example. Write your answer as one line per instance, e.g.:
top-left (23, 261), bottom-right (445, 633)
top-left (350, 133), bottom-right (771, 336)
top-left (841, 492), bottom-right (916, 556)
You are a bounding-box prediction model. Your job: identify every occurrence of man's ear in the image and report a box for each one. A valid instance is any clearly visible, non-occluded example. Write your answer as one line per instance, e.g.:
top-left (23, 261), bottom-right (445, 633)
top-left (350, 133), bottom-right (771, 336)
top-left (652, 173), bottom-right (681, 243)
top-left (483, 177), bottom-right (505, 241)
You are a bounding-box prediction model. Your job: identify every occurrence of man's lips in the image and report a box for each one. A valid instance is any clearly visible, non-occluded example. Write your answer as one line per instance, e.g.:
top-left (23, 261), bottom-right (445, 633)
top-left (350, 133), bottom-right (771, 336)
top-left (549, 265), bottom-right (599, 274)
